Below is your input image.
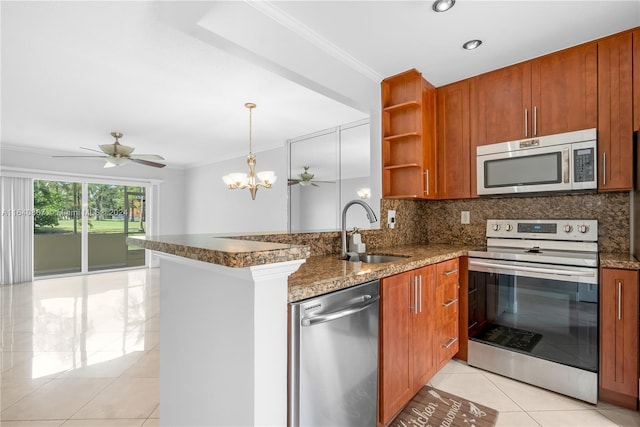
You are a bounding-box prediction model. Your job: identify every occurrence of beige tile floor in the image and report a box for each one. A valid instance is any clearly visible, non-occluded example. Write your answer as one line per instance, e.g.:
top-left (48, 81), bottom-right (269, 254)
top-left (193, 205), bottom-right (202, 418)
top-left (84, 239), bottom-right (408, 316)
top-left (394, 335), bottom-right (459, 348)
top-left (2, 268), bottom-right (640, 426)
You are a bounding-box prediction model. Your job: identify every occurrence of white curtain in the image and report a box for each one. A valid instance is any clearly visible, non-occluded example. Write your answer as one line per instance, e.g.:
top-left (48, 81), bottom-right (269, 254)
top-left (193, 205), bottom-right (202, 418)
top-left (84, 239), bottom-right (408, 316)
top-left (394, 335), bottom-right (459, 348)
top-left (0, 177), bottom-right (34, 285)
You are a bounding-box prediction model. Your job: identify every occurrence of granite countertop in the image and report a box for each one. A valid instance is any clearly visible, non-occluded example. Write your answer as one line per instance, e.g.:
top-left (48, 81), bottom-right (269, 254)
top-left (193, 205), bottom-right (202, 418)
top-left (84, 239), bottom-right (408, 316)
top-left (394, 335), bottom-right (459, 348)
top-left (288, 244), bottom-right (471, 302)
top-left (128, 233), bottom-right (640, 302)
top-left (127, 234), bottom-right (310, 268)
top-left (599, 252), bottom-right (640, 270)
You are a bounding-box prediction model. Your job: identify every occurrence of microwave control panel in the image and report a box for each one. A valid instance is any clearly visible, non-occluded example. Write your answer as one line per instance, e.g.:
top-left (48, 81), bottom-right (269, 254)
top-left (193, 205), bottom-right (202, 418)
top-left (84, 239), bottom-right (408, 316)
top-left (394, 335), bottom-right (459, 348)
top-left (574, 147), bottom-right (595, 183)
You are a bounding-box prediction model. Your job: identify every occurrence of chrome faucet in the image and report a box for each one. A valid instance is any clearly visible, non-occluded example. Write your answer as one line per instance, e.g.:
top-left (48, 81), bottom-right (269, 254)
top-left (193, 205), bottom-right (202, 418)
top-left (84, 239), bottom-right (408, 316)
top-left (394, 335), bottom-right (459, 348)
top-left (341, 199), bottom-right (378, 260)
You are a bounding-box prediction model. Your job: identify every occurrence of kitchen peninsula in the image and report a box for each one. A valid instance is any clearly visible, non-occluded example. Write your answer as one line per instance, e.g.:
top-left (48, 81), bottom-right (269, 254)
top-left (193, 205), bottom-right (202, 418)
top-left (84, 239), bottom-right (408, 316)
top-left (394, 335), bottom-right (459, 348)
top-left (128, 234), bottom-right (309, 427)
top-left (128, 233), bottom-right (470, 426)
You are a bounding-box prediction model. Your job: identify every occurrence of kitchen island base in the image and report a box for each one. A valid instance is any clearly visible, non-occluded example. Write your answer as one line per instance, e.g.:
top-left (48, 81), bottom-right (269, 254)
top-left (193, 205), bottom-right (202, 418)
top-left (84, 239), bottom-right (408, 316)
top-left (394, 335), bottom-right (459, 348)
top-left (157, 253), bottom-right (304, 427)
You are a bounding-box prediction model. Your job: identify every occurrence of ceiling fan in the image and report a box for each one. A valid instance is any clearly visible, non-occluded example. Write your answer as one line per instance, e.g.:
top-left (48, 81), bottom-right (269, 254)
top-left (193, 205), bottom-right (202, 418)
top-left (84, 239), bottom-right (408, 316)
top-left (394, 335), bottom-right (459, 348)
top-left (53, 132), bottom-right (166, 168)
top-left (288, 166), bottom-right (335, 187)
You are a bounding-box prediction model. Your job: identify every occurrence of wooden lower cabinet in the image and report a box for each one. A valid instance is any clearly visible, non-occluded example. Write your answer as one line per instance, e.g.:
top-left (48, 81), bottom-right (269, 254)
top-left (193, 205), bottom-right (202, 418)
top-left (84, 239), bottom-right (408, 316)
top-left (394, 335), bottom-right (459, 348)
top-left (599, 268), bottom-right (639, 410)
top-left (379, 265), bottom-right (435, 424)
top-left (379, 259), bottom-right (460, 425)
top-left (435, 259), bottom-right (460, 370)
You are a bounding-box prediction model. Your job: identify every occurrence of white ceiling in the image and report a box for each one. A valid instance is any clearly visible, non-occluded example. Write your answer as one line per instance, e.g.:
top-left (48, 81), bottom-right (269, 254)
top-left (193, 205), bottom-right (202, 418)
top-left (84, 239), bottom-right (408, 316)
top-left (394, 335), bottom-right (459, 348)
top-left (2, 1), bottom-right (638, 170)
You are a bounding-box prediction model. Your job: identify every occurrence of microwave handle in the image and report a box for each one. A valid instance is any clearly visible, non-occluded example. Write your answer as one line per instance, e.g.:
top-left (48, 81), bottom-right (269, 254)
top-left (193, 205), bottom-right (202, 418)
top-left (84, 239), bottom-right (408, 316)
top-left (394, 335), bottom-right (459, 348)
top-left (562, 148), bottom-right (569, 183)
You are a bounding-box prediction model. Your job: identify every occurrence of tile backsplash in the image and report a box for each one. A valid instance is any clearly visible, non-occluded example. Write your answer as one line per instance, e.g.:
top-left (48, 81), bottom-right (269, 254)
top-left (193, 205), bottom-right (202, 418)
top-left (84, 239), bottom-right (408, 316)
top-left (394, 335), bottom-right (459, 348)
top-left (400, 191), bottom-right (630, 253)
top-left (238, 192), bottom-right (630, 256)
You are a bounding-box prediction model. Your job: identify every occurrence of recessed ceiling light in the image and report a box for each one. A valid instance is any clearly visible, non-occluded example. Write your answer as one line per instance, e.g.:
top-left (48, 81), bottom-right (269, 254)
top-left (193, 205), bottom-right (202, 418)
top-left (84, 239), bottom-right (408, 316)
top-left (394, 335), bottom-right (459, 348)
top-left (432, 0), bottom-right (455, 12)
top-left (463, 39), bottom-right (483, 50)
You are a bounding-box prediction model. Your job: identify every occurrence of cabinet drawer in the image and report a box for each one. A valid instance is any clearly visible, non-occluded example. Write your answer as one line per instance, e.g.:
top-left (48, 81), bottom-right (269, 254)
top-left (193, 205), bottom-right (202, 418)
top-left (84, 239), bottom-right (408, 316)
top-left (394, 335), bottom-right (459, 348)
top-left (437, 321), bottom-right (459, 368)
top-left (437, 259), bottom-right (459, 282)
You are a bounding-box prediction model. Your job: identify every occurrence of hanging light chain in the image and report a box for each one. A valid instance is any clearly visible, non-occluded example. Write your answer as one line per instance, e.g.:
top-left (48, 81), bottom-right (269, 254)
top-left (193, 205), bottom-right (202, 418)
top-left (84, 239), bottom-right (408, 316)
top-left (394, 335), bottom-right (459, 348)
top-left (245, 102), bottom-right (255, 154)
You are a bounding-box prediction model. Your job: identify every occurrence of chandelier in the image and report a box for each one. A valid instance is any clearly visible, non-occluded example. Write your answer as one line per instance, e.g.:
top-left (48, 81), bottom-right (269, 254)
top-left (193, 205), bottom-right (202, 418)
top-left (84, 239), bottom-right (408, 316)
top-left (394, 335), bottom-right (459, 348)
top-left (222, 103), bottom-right (277, 200)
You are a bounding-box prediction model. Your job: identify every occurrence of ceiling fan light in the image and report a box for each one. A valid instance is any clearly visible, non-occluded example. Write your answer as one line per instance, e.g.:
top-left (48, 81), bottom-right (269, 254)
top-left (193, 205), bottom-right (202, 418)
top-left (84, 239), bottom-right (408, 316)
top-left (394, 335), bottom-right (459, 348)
top-left (105, 157), bottom-right (129, 167)
top-left (463, 39), bottom-right (482, 50)
top-left (100, 144), bottom-right (117, 156)
top-left (432, 0), bottom-right (455, 12)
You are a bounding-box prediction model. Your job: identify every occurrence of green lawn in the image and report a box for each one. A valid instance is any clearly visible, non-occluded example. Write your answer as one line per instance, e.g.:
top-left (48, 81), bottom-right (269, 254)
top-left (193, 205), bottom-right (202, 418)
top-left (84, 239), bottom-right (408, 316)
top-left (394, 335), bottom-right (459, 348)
top-left (35, 219), bottom-right (146, 234)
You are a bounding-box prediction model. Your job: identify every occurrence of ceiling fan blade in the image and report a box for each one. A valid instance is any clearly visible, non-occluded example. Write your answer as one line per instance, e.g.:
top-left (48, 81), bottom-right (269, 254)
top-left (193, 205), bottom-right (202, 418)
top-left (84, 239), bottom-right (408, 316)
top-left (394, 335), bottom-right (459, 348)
top-left (130, 158), bottom-right (166, 168)
top-left (288, 179), bottom-right (301, 186)
top-left (130, 154), bottom-right (165, 161)
top-left (311, 183), bottom-right (319, 187)
top-left (52, 155), bottom-right (108, 158)
top-left (80, 146), bottom-right (106, 154)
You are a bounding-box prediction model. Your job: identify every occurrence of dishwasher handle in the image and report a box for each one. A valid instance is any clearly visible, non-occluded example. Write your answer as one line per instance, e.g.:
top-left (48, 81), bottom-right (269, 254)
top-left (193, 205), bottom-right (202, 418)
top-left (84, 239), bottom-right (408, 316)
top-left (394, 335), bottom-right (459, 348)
top-left (301, 294), bottom-right (380, 326)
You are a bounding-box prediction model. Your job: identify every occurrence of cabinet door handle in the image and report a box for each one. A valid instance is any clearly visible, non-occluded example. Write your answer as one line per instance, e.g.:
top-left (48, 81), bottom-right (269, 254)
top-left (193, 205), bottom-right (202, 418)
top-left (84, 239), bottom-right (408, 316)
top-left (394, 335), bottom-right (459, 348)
top-left (442, 298), bottom-right (458, 308)
top-left (411, 276), bottom-right (418, 314)
top-left (533, 106), bottom-right (538, 136)
top-left (468, 321), bottom-right (478, 329)
top-left (524, 108), bottom-right (528, 137)
top-left (443, 337), bottom-right (458, 349)
top-left (602, 152), bottom-right (607, 186)
top-left (617, 280), bottom-right (622, 320)
top-left (424, 170), bottom-right (429, 195)
top-left (443, 269), bottom-right (458, 276)
top-left (418, 274), bottom-right (423, 313)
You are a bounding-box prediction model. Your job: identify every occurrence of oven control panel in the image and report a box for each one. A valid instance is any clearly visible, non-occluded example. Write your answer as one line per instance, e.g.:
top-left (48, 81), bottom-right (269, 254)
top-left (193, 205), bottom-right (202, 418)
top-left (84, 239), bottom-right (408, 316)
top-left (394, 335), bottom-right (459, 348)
top-left (486, 219), bottom-right (598, 242)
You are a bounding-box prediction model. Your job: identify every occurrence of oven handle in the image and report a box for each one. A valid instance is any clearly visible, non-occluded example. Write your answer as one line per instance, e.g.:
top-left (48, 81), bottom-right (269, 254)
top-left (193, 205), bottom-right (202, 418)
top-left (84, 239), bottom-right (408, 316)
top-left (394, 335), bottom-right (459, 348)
top-left (468, 260), bottom-right (597, 279)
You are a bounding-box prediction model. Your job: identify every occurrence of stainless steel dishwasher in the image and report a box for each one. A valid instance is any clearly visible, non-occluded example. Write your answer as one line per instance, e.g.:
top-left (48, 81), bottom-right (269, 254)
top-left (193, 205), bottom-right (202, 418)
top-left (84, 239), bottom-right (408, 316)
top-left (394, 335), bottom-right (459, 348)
top-left (288, 280), bottom-right (380, 427)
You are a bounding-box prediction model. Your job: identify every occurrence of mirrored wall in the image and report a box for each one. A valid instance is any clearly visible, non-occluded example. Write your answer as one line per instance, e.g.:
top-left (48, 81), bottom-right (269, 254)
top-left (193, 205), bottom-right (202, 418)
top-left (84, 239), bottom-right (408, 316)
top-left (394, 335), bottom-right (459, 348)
top-left (288, 118), bottom-right (379, 232)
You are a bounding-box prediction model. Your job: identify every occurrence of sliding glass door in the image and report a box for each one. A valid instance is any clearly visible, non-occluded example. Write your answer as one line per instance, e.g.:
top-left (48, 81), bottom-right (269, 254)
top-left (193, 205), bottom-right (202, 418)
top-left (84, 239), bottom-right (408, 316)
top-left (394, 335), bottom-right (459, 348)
top-left (87, 184), bottom-right (146, 272)
top-left (34, 179), bottom-right (149, 277)
top-left (33, 180), bottom-right (82, 276)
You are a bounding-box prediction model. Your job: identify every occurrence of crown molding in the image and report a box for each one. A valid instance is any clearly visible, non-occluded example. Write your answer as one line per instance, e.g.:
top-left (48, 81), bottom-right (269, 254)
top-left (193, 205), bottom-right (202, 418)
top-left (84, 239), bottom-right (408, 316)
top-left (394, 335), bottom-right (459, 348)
top-left (246, 1), bottom-right (383, 83)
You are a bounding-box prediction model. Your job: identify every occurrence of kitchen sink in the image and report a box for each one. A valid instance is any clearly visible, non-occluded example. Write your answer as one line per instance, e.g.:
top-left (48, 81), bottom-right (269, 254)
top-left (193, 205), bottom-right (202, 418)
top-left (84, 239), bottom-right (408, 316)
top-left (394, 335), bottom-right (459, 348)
top-left (354, 254), bottom-right (408, 264)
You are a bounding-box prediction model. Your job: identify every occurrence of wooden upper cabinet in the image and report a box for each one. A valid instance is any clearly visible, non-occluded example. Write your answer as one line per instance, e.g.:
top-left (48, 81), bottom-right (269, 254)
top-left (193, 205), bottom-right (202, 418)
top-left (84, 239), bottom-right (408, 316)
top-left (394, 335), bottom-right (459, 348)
top-left (634, 30), bottom-right (640, 132)
top-left (471, 42), bottom-right (597, 147)
top-left (437, 80), bottom-right (471, 199)
top-left (381, 69), bottom-right (437, 199)
top-left (471, 62), bottom-right (531, 146)
top-left (598, 31), bottom-right (634, 191)
top-left (531, 42), bottom-right (598, 136)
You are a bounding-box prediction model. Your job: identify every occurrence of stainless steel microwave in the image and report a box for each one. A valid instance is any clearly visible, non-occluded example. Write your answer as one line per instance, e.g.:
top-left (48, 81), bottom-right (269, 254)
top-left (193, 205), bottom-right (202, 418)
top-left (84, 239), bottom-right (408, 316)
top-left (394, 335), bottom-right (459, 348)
top-left (477, 128), bottom-right (597, 196)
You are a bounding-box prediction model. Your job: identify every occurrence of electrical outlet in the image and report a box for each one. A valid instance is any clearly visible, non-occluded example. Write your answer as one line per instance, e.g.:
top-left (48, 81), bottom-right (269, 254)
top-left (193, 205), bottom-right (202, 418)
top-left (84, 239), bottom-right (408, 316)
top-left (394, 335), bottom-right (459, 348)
top-left (461, 211), bottom-right (470, 224)
top-left (388, 210), bottom-right (396, 229)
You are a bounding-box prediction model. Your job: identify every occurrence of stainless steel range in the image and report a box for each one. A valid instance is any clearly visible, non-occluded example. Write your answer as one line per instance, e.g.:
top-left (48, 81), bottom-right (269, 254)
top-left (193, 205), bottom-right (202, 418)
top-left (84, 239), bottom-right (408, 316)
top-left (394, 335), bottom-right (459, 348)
top-left (468, 219), bottom-right (599, 403)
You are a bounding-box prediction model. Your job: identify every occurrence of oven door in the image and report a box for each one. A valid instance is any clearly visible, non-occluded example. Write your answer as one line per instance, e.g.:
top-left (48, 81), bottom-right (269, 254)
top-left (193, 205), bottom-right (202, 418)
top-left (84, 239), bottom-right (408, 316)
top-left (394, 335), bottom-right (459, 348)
top-left (467, 258), bottom-right (598, 373)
